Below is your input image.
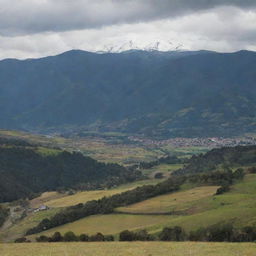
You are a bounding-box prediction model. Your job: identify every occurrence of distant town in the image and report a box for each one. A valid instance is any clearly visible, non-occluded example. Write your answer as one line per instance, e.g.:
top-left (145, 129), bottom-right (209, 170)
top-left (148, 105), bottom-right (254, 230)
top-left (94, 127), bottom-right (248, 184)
top-left (128, 136), bottom-right (256, 148)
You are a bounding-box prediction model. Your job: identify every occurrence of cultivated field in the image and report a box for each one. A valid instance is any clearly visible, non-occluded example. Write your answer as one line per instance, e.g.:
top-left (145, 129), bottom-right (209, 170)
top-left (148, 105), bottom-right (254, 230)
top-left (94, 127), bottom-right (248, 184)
top-left (0, 242), bottom-right (255, 256)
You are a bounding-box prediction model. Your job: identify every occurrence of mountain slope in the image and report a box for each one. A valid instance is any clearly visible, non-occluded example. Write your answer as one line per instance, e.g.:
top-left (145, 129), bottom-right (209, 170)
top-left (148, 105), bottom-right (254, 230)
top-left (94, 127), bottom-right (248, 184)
top-left (0, 50), bottom-right (256, 137)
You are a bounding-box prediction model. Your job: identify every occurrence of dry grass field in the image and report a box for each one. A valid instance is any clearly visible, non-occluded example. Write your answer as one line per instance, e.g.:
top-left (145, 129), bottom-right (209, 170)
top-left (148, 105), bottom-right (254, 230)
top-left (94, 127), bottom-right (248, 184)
top-left (0, 242), bottom-right (255, 256)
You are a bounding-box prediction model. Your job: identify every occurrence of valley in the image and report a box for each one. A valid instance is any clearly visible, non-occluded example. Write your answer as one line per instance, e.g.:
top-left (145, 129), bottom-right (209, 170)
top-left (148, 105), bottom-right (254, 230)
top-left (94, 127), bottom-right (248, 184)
top-left (1, 1), bottom-right (256, 254)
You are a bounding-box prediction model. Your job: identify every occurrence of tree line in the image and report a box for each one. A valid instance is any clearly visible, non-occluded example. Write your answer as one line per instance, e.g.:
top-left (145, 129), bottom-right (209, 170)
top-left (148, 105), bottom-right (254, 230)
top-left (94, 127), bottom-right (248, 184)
top-left (17, 223), bottom-right (256, 243)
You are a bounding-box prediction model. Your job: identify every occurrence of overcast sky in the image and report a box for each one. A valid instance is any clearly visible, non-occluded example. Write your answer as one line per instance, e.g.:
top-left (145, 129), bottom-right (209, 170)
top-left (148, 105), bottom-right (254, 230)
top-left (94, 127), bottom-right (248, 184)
top-left (0, 0), bottom-right (255, 59)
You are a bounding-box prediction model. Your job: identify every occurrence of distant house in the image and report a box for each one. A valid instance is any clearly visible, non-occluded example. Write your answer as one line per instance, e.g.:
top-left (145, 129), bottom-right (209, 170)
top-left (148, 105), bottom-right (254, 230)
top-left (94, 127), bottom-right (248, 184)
top-left (33, 205), bottom-right (49, 213)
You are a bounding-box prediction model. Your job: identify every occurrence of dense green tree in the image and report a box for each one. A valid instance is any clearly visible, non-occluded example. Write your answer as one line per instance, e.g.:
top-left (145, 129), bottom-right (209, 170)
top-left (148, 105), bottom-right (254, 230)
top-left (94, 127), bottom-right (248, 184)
top-left (63, 231), bottom-right (78, 242)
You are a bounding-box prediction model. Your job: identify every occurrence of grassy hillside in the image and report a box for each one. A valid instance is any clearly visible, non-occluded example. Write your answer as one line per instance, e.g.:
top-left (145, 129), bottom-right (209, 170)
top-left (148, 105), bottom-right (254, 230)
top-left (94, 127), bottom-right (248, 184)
top-left (29, 174), bottom-right (256, 239)
top-left (0, 179), bottom-right (162, 242)
top-left (29, 214), bottom-right (173, 238)
top-left (1, 242), bottom-right (256, 256)
top-left (116, 186), bottom-right (219, 214)
top-left (44, 180), bottom-right (163, 208)
top-left (0, 208), bottom-right (60, 242)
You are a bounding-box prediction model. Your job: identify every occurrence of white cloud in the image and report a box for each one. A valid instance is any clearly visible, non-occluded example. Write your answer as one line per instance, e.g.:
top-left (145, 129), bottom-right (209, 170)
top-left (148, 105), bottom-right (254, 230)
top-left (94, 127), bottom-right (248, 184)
top-left (0, 0), bottom-right (255, 36)
top-left (0, 4), bottom-right (255, 59)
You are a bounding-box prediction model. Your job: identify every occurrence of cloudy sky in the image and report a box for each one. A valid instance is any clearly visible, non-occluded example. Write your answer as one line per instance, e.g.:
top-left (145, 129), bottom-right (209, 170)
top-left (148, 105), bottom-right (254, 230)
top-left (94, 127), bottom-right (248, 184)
top-left (0, 0), bottom-right (256, 59)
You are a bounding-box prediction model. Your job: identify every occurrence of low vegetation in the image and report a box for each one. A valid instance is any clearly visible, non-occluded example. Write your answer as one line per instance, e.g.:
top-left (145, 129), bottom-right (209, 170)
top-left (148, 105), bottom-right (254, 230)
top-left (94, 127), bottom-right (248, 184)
top-left (0, 206), bottom-right (9, 227)
top-left (1, 242), bottom-right (256, 256)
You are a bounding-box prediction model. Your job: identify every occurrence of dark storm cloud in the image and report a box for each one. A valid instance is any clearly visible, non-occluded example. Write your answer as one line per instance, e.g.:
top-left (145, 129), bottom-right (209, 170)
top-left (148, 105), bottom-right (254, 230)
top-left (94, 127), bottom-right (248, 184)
top-left (0, 0), bottom-right (255, 36)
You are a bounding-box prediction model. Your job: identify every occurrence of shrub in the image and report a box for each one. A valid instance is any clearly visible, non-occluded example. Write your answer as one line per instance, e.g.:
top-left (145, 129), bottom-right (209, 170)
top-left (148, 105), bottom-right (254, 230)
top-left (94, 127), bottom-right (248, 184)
top-left (89, 232), bottom-right (105, 241)
top-left (79, 234), bottom-right (89, 241)
top-left (63, 231), bottom-right (78, 242)
top-left (119, 230), bottom-right (135, 241)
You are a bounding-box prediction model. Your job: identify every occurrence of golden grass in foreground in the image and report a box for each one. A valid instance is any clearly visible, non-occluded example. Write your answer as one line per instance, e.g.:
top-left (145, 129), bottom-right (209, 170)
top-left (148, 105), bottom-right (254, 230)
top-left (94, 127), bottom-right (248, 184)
top-left (117, 186), bottom-right (219, 214)
top-left (0, 242), bottom-right (255, 256)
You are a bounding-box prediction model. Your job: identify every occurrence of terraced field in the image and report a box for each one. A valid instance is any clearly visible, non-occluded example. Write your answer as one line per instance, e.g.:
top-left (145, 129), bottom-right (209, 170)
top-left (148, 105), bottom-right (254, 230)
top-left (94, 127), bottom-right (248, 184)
top-left (1, 242), bottom-right (255, 256)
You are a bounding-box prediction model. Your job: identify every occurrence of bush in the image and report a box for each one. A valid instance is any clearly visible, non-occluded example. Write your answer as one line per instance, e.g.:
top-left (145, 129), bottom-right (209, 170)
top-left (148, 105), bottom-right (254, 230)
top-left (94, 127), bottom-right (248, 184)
top-left (63, 231), bottom-right (78, 242)
top-left (215, 185), bottom-right (230, 195)
top-left (89, 233), bottom-right (105, 241)
top-left (50, 232), bottom-right (63, 242)
top-left (159, 226), bottom-right (186, 241)
top-left (36, 235), bottom-right (50, 242)
top-left (247, 167), bottom-right (256, 173)
top-left (154, 172), bottom-right (164, 179)
top-left (119, 230), bottom-right (135, 241)
top-left (79, 234), bottom-right (89, 241)
top-left (104, 235), bottom-right (114, 241)
top-left (14, 237), bottom-right (30, 243)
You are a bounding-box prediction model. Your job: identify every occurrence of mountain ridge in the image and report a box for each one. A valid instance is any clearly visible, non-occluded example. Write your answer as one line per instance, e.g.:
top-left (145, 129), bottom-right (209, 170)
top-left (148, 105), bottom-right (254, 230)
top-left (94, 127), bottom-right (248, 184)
top-left (0, 49), bottom-right (255, 137)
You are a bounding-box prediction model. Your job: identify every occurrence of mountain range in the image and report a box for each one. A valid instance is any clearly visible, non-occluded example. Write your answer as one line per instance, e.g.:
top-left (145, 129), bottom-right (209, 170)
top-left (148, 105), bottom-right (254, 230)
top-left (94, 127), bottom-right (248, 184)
top-left (0, 49), bottom-right (255, 138)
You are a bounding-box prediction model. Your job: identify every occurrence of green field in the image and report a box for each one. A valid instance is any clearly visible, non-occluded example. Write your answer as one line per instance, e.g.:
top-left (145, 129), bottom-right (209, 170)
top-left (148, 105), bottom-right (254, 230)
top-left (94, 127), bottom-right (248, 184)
top-left (116, 186), bottom-right (219, 214)
top-left (29, 214), bottom-right (174, 239)
top-left (0, 242), bottom-right (255, 256)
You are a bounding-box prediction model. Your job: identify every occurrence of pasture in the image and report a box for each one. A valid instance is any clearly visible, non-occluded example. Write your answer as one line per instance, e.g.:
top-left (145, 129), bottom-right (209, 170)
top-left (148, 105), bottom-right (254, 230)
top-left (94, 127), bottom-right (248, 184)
top-left (116, 186), bottom-right (219, 214)
top-left (28, 214), bottom-right (174, 239)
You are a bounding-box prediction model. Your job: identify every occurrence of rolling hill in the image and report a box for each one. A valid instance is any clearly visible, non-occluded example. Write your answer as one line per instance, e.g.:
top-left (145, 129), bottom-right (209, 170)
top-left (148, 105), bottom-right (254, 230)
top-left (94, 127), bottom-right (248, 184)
top-left (0, 138), bottom-right (140, 203)
top-left (0, 50), bottom-right (256, 137)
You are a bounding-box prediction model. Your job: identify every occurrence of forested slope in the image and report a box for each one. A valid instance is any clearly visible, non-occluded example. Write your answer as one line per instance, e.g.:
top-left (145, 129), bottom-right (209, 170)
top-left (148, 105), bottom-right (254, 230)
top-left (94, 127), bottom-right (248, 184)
top-left (0, 138), bottom-right (140, 203)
